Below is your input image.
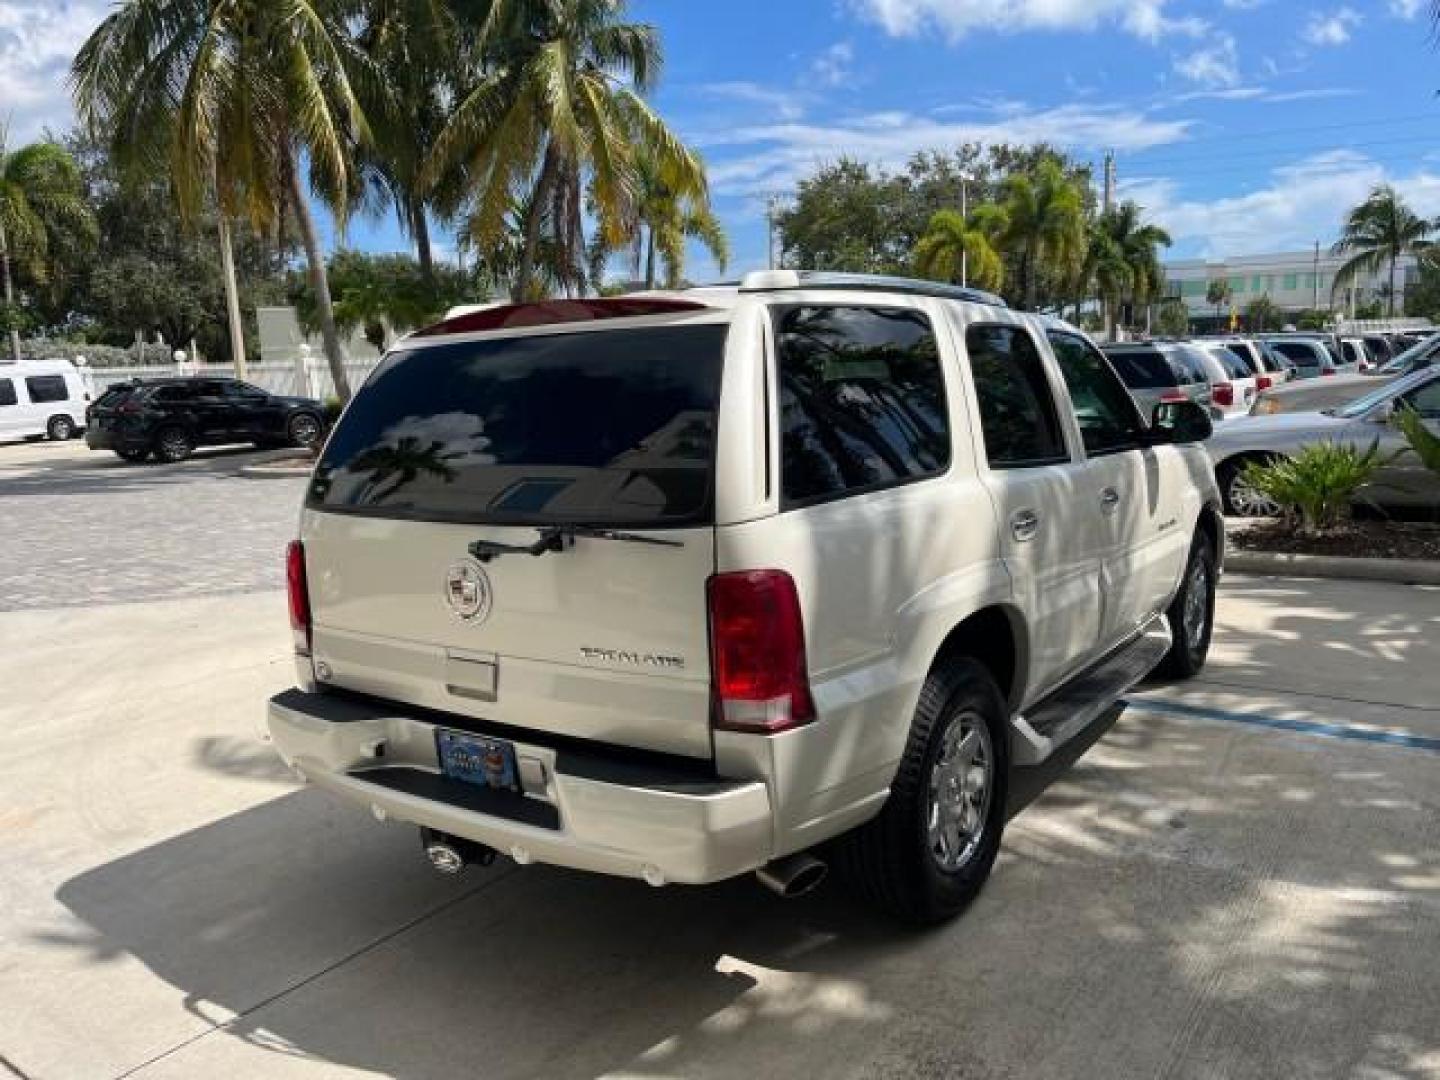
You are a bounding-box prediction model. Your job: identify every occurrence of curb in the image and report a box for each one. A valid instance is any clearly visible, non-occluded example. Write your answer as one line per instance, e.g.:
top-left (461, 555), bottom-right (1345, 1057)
top-left (238, 449), bottom-right (314, 479)
top-left (1227, 550), bottom-right (1440, 585)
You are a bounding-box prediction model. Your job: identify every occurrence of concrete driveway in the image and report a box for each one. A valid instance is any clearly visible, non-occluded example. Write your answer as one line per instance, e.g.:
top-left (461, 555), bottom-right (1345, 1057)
top-left (2, 443), bottom-right (1438, 1079)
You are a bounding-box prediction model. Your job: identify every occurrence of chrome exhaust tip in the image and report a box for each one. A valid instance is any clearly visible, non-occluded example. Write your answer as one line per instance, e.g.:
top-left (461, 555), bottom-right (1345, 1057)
top-left (420, 828), bottom-right (496, 875)
top-left (756, 853), bottom-right (827, 899)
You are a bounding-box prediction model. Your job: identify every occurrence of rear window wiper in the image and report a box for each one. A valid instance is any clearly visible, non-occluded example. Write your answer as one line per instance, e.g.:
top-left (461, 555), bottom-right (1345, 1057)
top-left (468, 524), bottom-right (684, 562)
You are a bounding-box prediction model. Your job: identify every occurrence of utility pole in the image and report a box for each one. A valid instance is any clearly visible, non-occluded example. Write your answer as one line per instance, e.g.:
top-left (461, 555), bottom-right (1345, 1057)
top-left (1312, 240), bottom-right (1321, 311)
top-left (1103, 150), bottom-right (1116, 213)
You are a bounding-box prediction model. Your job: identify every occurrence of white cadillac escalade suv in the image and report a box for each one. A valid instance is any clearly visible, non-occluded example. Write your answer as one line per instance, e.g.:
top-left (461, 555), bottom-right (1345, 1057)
top-left (267, 271), bottom-right (1223, 924)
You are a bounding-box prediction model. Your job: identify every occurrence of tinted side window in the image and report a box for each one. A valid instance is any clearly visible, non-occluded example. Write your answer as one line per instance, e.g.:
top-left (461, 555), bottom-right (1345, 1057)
top-left (151, 384), bottom-right (199, 403)
top-left (0, 379), bottom-right (15, 407)
top-left (1104, 349), bottom-right (1176, 389)
top-left (775, 305), bottom-right (950, 506)
top-left (24, 375), bottom-right (69, 403)
top-left (1208, 347), bottom-right (1252, 379)
top-left (1272, 342), bottom-right (1318, 367)
top-left (1227, 343), bottom-right (1260, 373)
top-left (1049, 332), bottom-right (1145, 455)
top-left (967, 324), bottom-right (1068, 469)
top-left (224, 382), bottom-right (268, 401)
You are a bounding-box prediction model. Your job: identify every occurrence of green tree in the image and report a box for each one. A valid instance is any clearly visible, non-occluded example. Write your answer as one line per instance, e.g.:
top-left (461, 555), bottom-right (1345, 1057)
top-left (295, 250), bottom-right (476, 349)
top-left (1332, 185), bottom-right (1435, 317)
top-left (1205, 278), bottom-right (1232, 323)
top-left (72, 0), bottom-right (375, 398)
top-left (999, 158), bottom-right (1086, 310)
top-left (1154, 298), bottom-right (1190, 337)
top-left (427, 0), bottom-right (703, 299)
top-left (1081, 201), bottom-right (1170, 337)
top-left (913, 205), bottom-right (1007, 291)
top-left (1243, 295), bottom-right (1281, 333)
top-left (0, 130), bottom-right (96, 362)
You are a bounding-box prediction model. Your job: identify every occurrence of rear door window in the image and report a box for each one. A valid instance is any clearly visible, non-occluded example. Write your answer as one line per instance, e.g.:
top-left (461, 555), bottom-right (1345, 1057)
top-left (24, 375), bottom-right (69, 403)
top-left (1103, 348), bottom-right (1178, 389)
top-left (1225, 342), bottom-right (1261, 373)
top-left (968, 324), bottom-right (1069, 469)
top-left (310, 324), bottom-right (728, 526)
top-left (774, 305), bottom-right (949, 507)
top-left (150, 384), bottom-right (201, 403)
top-left (0, 379), bottom-right (15, 407)
top-left (1206, 347), bottom-right (1252, 379)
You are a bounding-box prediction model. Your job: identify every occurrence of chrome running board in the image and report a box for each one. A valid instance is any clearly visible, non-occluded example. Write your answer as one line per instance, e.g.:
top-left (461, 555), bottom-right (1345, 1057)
top-left (1010, 619), bottom-right (1173, 766)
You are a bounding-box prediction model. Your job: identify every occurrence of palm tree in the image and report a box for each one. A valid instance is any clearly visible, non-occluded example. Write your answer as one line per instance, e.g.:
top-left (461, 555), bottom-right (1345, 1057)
top-left (1206, 278), bottom-right (1232, 323)
top-left (591, 135), bottom-right (728, 289)
top-left (913, 205), bottom-right (1007, 292)
top-left (0, 131), bottom-right (96, 362)
top-left (427, 0), bottom-right (704, 299)
top-left (72, 0), bottom-right (375, 399)
top-left (999, 159), bottom-right (1085, 310)
top-left (1332, 185), bottom-right (1435, 317)
top-left (1085, 201), bottom-right (1170, 337)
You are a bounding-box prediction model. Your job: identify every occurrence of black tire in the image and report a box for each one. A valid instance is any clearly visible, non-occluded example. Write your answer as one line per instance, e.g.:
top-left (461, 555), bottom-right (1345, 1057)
top-left (834, 658), bottom-right (1010, 925)
top-left (116, 447), bottom-right (151, 463)
top-left (154, 426), bottom-right (194, 463)
top-left (1157, 531), bottom-right (1217, 680)
top-left (47, 415), bottom-right (76, 441)
top-left (287, 412), bottom-right (323, 448)
top-left (1218, 455), bottom-right (1281, 517)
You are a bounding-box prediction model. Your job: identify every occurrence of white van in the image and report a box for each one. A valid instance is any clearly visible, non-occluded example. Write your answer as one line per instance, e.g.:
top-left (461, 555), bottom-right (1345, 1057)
top-left (0, 360), bottom-right (89, 442)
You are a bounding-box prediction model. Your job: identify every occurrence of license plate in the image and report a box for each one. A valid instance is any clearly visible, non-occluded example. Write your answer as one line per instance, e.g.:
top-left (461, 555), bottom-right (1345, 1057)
top-left (436, 729), bottom-right (519, 792)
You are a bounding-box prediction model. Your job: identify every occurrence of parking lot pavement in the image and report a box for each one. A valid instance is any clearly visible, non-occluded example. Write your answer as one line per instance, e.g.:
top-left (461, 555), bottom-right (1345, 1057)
top-left (1, 448), bottom-right (1437, 1080)
top-left (0, 438), bottom-right (306, 610)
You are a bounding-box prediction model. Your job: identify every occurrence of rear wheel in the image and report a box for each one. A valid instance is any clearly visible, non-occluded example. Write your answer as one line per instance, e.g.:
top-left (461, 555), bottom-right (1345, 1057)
top-left (1219, 456), bottom-right (1282, 517)
top-left (154, 426), bottom-right (193, 463)
top-left (287, 412), bottom-right (322, 448)
top-left (1157, 532), bottom-right (1217, 680)
top-left (835, 658), bottom-right (1009, 925)
top-left (46, 415), bottom-right (75, 441)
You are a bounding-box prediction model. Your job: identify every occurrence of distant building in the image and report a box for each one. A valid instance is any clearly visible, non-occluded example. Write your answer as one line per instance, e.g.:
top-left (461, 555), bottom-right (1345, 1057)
top-left (1164, 249), bottom-right (1418, 319)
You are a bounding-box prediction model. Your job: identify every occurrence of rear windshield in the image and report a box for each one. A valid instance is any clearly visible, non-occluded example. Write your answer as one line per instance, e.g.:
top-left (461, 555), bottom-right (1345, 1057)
top-left (1270, 341), bottom-right (1320, 367)
top-left (1103, 348), bottom-right (1180, 389)
top-left (308, 324), bottom-right (727, 527)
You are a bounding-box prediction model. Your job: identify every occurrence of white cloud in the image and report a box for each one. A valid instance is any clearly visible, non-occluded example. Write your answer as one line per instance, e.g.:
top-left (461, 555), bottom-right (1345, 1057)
top-left (1126, 150), bottom-right (1440, 258)
top-left (0, 0), bottom-right (107, 142)
top-left (847, 0), bottom-right (1205, 42)
top-left (810, 42), bottom-right (856, 88)
top-left (1302, 7), bottom-right (1363, 46)
top-left (698, 82), bottom-right (809, 121)
top-left (695, 103), bottom-right (1192, 196)
top-left (1389, 0), bottom-right (1424, 18)
top-left (1174, 35), bottom-right (1240, 87)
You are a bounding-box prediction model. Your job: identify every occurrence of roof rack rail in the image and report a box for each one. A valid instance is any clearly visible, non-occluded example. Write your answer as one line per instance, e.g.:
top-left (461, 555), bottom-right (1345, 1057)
top-left (736, 270), bottom-right (1007, 308)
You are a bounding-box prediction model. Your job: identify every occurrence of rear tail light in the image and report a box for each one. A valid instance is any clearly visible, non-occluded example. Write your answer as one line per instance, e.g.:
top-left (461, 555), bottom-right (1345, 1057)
top-left (1212, 382), bottom-right (1234, 408)
top-left (707, 570), bottom-right (815, 734)
top-left (1256, 375), bottom-right (1273, 391)
top-left (286, 540), bottom-right (312, 656)
top-left (1321, 368), bottom-right (1336, 377)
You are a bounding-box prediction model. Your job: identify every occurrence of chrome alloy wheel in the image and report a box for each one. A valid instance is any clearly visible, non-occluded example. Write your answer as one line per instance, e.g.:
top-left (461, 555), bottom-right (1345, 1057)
top-left (289, 413), bottom-right (322, 447)
top-left (1227, 469), bottom-right (1281, 517)
top-left (927, 711), bottom-right (994, 872)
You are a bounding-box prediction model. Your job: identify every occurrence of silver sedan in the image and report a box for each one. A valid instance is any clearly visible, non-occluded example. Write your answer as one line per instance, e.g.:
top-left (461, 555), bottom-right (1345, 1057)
top-left (1207, 367), bottom-right (1440, 516)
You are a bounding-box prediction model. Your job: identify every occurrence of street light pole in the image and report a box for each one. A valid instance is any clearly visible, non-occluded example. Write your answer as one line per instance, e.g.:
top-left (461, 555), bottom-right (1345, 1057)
top-left (959, 172), bottom-right (971, 288)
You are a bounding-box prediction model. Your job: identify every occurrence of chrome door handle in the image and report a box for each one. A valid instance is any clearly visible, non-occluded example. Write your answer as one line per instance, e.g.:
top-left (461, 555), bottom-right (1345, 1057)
top-left (1010, 509), bottom-right (1040, 542)
top-left (1099, 488), bottom-right (1122, 515)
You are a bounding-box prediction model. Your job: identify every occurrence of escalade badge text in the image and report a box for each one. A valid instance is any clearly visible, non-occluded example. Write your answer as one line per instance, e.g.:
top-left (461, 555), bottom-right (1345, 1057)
top-left (444, 559), bottom-right (493, 623)
top-left (580, 647), bottom-right (685, 670)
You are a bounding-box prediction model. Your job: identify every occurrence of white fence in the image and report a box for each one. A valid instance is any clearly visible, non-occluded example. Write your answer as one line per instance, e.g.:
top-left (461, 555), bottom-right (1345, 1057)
top-left (83, 357), bottom-right (384, 401)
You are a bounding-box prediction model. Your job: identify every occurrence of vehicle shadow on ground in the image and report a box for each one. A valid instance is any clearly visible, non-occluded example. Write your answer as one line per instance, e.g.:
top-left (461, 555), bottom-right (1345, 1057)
top-left (48, 695), bottom-right (1440, 1079)
top-left (0, 444), bottom-right (287, 499)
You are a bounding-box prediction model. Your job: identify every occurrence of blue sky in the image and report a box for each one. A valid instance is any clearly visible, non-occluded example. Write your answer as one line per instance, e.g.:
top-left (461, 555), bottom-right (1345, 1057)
top-left (6, 0), bottom-right (1440, 280)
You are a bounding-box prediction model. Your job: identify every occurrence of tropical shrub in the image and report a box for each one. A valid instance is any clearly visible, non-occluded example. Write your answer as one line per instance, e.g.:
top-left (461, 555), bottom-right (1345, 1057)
top-left (1397, 407), bottom-right (1440, 478)
top-left (1242, 442), bottom-right (1392, 534)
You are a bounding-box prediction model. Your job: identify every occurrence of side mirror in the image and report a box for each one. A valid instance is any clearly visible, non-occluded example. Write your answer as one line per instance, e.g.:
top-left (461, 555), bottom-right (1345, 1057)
top-left (1149, 400), bottom-right (1213, 444)
top-left (1368, 401), bottom-right (1395, 425)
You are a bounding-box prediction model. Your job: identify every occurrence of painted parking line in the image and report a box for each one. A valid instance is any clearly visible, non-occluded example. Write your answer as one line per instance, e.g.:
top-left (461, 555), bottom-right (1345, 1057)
top-left (1125, 697), bottom-right (1440, 754)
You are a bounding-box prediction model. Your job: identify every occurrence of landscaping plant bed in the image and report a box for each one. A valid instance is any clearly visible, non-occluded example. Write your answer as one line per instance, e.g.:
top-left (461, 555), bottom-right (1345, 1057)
top-left (1234, 520), bottom-right (1440, 561)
